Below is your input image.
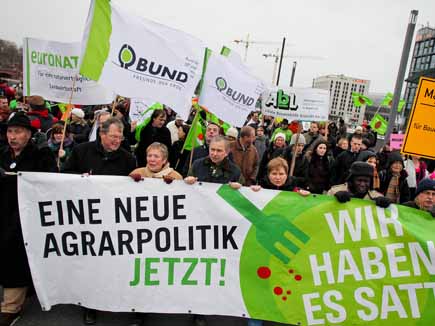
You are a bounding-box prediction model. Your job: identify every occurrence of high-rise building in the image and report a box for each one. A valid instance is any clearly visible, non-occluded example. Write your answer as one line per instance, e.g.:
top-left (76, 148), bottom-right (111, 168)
top-left (312, 74), bottom-right (370, 127)
top-left (403, 25), bottom-right (435, 125)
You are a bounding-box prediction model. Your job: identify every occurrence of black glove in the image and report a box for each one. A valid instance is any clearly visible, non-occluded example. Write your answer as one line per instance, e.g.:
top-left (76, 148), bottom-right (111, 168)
top-left (430, 206), bottom-right (435, 218)
top-left (335, 191), bottom-right (352, 203)
top-left (0, 167), bottom-right (6, 178)
top-left (374, 196), bottom-right (391, 208)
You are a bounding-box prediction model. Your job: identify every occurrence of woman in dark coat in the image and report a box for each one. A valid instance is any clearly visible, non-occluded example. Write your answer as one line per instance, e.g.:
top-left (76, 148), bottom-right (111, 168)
top-left (134, 109), bottom-right (172, 167)
top-left (305, 140), bottom-right (334, 194)
top-left (379, 151), bottom-right (411, 204)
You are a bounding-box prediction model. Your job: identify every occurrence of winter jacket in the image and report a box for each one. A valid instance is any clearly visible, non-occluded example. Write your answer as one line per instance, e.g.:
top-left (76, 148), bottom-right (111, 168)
top-left (327, 183), bottom-right (383, 200)
top-left (306, 154), bottom-right (334, 194)
top-left (257, 144), bottom-right (285, 182)
top-left (188, 156), bottom-right (242, 184)
top-left (254, 135), bottom-right (269, 162)
top-left (27, 109), bottom-right (57, 132)
top-left (333, 150), bottom-right (360, 185)
top-left (281, 146), bottom-right (309, 189)
top-left (69, 120), bottom-right (91, 144)
top-left (0, 141), bottom-right (57, 287)
top-left (62, 140), bottom-right (136, 176)
top-left (48, 136), bottom-right (75, 170)
top-left (230, 140), bottom-right (259, 186)
top-left (259, 175), bottom-right (297, 191)
top-left (379, 169), bottom-right (411, 204)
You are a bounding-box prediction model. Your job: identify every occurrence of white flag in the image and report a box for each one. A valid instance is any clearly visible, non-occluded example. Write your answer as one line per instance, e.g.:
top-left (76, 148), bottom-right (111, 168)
top-left (23, 37), bottom-right (114, 105)
top-left (79, 0), bottom-right (205, 119)
top-left (199, 52), bottom-right (265, 127)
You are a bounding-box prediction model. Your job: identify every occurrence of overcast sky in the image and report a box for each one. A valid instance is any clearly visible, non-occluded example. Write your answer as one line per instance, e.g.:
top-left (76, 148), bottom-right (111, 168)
top-left (2, 0), bottom-right (434, 93)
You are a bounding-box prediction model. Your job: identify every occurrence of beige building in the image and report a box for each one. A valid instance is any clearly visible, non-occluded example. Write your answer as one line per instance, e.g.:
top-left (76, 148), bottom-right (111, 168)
top-left (313, 74), bottom-right (370, 127)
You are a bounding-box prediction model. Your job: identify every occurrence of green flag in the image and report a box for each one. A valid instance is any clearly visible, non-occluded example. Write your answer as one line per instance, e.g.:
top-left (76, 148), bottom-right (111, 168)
top-left (182, 108), bottom-right (205, 151)
top-left (369, 113), bottom-right (388, 135)
top-left (134, 102), bottom-right (164, 142)
top-left (206, 111), bottom-right (231, 134)
top-left (352, 92), bottom-right (373, 107)
top-left (381, 92), bottom-right (406, 112)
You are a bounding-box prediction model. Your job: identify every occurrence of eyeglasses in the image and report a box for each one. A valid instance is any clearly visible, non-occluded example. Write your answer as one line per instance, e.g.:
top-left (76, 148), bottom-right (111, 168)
top-left (106, 134), bottom-right (124, 141)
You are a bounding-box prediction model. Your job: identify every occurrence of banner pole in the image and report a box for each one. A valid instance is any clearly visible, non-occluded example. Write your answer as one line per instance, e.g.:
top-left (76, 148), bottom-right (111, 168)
top-left (57, 75), bottom-right (77, 169)
top-left (289, 121), bottom-right (302, 177)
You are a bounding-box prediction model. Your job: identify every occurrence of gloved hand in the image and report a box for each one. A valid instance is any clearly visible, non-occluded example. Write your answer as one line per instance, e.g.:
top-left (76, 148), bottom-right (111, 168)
top-left (129, 173), bottom-right (142, 182)
top-left (163, 175), bottom-right (174, 184)
top-left (334, 191), bottom-right (352, 203)
top-left (374, 196), bottom-right (391, 208)
top-left (0, 167), bottom-right (6, 178)
top-left (430, 206), bottom-right (435, 218)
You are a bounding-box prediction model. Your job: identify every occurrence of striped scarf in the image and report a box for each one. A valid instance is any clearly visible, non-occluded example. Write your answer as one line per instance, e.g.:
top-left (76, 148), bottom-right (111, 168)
top-left (386, 174), bottom-right (400, 203)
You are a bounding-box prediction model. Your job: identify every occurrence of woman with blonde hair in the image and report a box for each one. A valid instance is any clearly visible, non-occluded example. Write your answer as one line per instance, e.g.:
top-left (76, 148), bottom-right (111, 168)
top-left (130, 142), bottom-right (182, 182)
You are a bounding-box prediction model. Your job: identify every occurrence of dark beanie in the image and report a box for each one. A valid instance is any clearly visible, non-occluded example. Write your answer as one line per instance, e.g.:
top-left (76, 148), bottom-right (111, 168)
top-left (415, 179), bottom-right (435, 197)
top-left (347, 162), bottom-right (374, 180)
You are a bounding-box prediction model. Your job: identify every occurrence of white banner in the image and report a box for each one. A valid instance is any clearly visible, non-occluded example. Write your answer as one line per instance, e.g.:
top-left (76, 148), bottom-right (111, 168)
top-left (261, 87), bottom-right (330, 121)
top-left (80, 0), bottom-right (205, 119)
top-left (23, 37), bottom-right (114, 105)
top-left (199, 52), bottom-right (265, 127)
top-left (18, 172), bottom-right (435, 325)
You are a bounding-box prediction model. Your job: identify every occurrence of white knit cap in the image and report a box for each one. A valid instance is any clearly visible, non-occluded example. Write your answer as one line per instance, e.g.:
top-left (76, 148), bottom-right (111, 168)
top-left (71, 108), bottom-right (85, 119)
top-left (274, 132), bottom-right (286, 142)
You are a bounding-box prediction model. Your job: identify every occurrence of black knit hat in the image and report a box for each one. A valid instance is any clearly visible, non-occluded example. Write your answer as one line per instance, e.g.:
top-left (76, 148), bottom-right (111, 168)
top-left (415, 179), bottom-right (435, 197)
top-left (357, 150), bottom-right (376, 163)
top-left (387, 151), bottom-right (404, 168)
top-left (347, 161), bottom-right (374, 180)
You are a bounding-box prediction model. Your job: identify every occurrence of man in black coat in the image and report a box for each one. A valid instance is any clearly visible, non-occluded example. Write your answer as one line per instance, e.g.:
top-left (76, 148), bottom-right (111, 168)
top-left (62, 117), bottom-right (136, 176)
top-left (0, 112), bottom-right (57, 325)
top-left (333, 133), bottom-right (363, 185)
top-left (185, 136), bottom-right (242, 185)
top-left (62, 117), bottom-right (136, 325)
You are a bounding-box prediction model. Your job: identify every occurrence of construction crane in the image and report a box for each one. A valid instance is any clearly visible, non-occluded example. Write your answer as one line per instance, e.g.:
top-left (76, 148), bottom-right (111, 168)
top-left (263, 50), bottom-right (325, 85)
top-left (233, 34), bottom-right (294, 62)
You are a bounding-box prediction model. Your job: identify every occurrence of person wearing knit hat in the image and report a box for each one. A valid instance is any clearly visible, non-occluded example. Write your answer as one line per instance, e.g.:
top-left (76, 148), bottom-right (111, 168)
top-left (379, 151), bottom-right (410, 204)
top-left (71, 108), bottom-right (85, 119)
top-left (357, 150), bottom-right (380, 191)
top-left (256, 131), bottom-right (287, 182)
top-left (403, 178), bottom-right (435, 216)
top-left (69, 108), bottom-right (90, 144)
top-left (225, 127), bottom-right (239, 141)
top-left (25, 95), bottom-right (57, 132)
top-left (289, 133), bottom-right (306, 146)
top-left (328, 162), bottom-right (391, 207)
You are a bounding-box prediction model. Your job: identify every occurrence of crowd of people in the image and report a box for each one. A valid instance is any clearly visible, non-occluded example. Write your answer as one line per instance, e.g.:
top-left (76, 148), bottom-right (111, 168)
top-left (1, 91), bottom-right (435, 326)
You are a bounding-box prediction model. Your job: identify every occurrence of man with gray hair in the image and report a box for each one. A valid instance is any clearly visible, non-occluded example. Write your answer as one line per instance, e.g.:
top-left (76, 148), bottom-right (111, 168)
top-left (62, 117), bottom-right (136, 176)
top-left (185, 136), bottom-right (243, 186)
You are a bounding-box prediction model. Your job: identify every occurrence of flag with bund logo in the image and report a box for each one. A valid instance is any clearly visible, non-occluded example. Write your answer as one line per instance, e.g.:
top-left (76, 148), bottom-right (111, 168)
top-left (79, 0), bottom-right (205, 119)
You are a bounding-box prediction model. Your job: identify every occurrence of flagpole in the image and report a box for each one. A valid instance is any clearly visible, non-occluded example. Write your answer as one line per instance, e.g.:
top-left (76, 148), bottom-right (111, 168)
top-left (276, 37), bottom-right (286, 86)
top-left (289, 121), bottom-right (302, 177)
top-left (57, 75), bottom-right (78, 169)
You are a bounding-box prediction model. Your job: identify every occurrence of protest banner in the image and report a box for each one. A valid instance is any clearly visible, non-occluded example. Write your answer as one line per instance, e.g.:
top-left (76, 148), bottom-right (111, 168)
top-left (390, 134), bottom-right (405, 150)
top-left (199, 51), bottom-right (265, 127)
top-left (18, 172), bottom-right (435, 325)
top-left (402, 77), bottom-right (435, 159)
top-left (79, 0), bottom-right (205, 120)
top-left (23, 37), bottom-right (114, 105)
top-left (262, 87), bottom-right (330, 122)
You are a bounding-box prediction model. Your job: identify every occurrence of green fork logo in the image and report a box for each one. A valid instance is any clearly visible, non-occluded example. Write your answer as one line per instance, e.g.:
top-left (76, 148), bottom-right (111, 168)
top-left (217, 185), bottom-right (310, 264)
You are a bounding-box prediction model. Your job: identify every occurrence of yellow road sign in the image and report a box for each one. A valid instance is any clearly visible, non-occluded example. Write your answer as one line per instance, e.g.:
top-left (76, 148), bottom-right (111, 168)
top-left (402, 77), bottom-right (435, 159)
